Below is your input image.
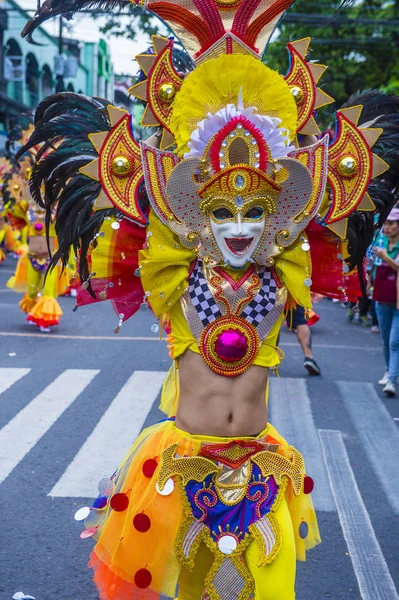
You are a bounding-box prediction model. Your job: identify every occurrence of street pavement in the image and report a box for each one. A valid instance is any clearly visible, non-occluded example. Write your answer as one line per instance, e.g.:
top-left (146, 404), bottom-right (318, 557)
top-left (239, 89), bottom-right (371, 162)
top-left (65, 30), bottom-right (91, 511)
top-left (0, 254), bottom-right (399, 600)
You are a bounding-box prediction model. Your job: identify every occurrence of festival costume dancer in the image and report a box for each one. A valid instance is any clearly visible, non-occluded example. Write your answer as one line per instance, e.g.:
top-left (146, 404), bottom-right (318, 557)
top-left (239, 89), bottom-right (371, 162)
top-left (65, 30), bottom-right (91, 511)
top-left (0, 158), bottom-right (16, 262)
top-left (22, 1), bottom-right (399, 598)
top-left (5, 159), bottom-right (67, 330)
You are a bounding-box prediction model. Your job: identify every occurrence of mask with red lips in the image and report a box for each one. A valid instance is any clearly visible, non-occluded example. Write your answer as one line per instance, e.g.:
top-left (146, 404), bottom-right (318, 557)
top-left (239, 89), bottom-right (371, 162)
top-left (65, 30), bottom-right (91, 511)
top-left (210, 203), bottom-right (266, 268)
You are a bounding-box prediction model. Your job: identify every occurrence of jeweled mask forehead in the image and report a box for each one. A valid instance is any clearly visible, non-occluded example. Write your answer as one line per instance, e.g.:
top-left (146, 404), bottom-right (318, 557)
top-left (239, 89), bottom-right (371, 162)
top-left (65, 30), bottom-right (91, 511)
top-left (198, 166), bottom-right (280, 216)
top-left (203, 115), bottom-right (272, 177)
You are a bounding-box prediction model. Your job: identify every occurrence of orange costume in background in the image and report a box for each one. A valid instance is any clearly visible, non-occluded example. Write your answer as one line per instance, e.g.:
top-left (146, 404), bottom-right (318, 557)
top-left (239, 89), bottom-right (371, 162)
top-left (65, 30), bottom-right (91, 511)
top-left (5, 161), bottom-right (67, 329)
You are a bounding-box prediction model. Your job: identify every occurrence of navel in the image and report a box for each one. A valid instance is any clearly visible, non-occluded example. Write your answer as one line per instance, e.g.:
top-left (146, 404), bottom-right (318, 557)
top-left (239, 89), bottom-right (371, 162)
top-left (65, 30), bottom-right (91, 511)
top-left (228, 413), bottom-right (233, 424)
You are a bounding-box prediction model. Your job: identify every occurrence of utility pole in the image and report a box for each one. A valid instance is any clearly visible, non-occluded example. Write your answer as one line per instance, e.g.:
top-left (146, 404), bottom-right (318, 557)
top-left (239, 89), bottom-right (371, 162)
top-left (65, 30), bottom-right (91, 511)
top-left (0, 6), bottom-right (8, 95)
top-left (55, 15), bottom-right (64, 93)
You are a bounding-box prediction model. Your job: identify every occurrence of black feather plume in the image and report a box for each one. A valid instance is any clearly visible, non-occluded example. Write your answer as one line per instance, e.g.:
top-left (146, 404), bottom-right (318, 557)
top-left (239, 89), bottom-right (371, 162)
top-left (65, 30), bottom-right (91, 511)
top-left (340, 90), bottom-right (399, 271)
top-left (17, 92), bottom-right (117, 289)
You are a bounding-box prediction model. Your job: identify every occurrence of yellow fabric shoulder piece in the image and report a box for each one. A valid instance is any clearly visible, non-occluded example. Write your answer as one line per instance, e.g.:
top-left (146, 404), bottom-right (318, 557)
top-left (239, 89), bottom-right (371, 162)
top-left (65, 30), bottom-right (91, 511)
top-left (275, 237), bottom-right (312, 309)
top-left (139, 209), bottom-right (195, 317)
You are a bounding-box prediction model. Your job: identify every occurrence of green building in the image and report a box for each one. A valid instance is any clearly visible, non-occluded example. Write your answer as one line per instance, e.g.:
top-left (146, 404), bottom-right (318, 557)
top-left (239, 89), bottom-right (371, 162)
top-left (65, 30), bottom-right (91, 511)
top-left (0, 0), bottom-right (114, 133)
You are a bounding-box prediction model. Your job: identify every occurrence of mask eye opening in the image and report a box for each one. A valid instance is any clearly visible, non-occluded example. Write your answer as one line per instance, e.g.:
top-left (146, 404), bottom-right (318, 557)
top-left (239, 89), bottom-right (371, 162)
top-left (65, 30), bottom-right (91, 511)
top-left (212, 207), bottom-right (234, 221)
top-left (243, 206), bottom-right (265, 220)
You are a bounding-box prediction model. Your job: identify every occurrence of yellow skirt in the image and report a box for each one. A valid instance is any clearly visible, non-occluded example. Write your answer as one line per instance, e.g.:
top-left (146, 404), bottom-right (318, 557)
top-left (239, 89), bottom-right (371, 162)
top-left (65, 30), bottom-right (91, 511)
top-left (82, 419), bottom-right (320, 600)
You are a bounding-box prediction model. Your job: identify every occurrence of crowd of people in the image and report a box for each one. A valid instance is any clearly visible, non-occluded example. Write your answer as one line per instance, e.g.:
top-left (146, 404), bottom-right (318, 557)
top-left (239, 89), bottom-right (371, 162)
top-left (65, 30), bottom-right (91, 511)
top-left (343, 207), bottom-right (399, 397)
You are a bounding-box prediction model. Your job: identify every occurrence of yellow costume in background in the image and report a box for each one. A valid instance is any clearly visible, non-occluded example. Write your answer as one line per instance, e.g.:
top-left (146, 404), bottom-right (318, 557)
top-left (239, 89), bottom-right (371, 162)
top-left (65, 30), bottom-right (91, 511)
top-left (0, 218), bottom-right (18, 262)
top-left (7, 218), bottom-right (66, 329)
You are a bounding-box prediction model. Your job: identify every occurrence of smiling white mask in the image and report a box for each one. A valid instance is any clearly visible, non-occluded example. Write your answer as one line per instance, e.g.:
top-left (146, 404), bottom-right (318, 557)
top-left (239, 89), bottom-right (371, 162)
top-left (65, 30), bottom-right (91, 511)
top-left (210, 204), bottom-right (266, 268)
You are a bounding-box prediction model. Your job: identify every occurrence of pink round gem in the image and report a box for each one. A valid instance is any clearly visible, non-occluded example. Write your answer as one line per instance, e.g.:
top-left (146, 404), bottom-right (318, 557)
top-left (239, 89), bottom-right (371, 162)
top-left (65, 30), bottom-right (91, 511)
top-left (34, 222), bottom-right (44, 232)
top-left (214, 328), bottom-right (248, 363)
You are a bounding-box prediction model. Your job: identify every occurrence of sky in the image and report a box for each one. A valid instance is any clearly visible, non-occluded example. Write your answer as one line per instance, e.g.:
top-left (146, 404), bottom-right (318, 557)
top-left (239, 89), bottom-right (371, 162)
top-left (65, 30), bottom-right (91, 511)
top-left (18, 0), bottom-right (157, 75)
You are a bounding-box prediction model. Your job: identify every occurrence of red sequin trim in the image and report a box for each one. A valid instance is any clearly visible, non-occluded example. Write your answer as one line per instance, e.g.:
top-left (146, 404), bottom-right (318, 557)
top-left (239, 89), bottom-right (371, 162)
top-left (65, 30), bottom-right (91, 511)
top-left (209, 115), bottom-right (270, 173)
top-left (232, 0), bottom-right (263, 37)
top-left (133, 513), bottom-right (151, 533)
top-left (200, 439), bottom-right (266, 469)
top-left (194, 487), bottom-right (218, 522)
top-left (214, 265), bottom-right (255, 291)
top-left (134, 568), bottom-right (152, 589)
top-left (110, 493), bottom-right (130, 512)
top-left (26, 316), bottom-right (59, 327)
top-left (192, 0), bottom-right (224, 40)
top-left (142, 458), bottom-right (158, 478)
top-left (150, 3), bottom-right (212, 49)
top-left (246, 480), bottom-right (270, 519)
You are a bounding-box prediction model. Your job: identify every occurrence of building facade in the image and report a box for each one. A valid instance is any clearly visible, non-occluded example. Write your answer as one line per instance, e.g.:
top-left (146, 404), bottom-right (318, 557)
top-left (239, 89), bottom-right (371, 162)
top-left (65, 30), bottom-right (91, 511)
top-left (0, 0), bottom-right (114, 133)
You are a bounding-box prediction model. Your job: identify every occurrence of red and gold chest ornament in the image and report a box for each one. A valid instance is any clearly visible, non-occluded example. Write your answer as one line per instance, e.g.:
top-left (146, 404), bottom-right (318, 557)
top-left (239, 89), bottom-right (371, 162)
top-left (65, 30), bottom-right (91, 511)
top-left (200, 316), bottom-right (260, 377)
top-left (182, 260), bottom-right (285, 376)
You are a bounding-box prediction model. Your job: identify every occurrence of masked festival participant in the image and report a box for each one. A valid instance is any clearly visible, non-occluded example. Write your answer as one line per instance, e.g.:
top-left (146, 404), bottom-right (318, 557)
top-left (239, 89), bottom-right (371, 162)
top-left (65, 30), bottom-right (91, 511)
top-left (5, 157), bottom-right (68, 331)
top-left (0, 157), bottom-right (18, 262)
top-left (21, 0), bottom-right (399, 598)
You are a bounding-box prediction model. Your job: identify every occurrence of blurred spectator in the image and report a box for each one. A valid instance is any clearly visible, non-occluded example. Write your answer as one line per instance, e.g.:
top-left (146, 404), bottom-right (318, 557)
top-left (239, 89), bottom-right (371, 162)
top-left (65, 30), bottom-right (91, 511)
top-left (287, 306), bottom-right (321, 376)
top-left (372, 209), bottom-right (399, 396)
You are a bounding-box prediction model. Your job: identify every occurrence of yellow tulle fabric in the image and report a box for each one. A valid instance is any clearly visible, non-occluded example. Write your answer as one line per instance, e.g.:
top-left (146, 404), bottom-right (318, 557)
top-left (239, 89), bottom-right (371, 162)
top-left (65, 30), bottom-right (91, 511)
top-left (85, 419), bottom-right (320, 600)
top-left (7, 254), bottom-right (29, 292)
top-left (58, 266), bottom-right (72, 295)
top-left (88, 219), bottom-right (119, 279)
top-left (7, 254), bottom-right (63, 296)
top-left (0, 224), bottom-right (18, 253)
top-left (139, 212), bottom-right (195, 318)
top-left (169, 54), bottom-right (298, 155)
top-left (274, 237), bottom-right (313, 310)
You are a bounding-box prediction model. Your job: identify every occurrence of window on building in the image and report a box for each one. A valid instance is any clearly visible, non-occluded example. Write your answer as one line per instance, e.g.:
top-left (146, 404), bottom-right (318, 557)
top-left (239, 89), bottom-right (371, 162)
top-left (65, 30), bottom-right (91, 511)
top-left (41, 64), bottom-right (54, 98)
top-left (5, 38), bottom-right (23, 105)
top-left (26, 52), bottom-right (40, 108)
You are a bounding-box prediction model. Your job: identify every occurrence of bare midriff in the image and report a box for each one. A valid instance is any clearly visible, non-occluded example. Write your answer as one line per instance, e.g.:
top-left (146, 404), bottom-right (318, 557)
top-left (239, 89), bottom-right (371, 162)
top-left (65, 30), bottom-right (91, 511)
top-left (175, 349), bottom-right (269, 437)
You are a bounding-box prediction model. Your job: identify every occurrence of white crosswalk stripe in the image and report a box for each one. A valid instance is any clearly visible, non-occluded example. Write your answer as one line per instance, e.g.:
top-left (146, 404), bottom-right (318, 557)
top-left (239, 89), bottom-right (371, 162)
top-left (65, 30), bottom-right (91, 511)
top-left (50, 370), bottom-right (167, 498)
top-left (0, 367), bottom-right (30, 396)
top-left (320, 430), bottom-right (399, 600)
top-left (269, 377), bottom-right (336, 512)
top-left (338, 381), bottom-right (399, 516)
top-left (0, 369), bottom-right (99, 485)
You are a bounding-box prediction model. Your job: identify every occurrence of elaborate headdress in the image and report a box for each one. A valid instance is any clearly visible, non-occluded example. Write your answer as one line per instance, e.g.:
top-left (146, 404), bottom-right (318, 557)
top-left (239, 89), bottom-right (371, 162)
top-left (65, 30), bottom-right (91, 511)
top-left (21, 0), bottom-right (399, 321)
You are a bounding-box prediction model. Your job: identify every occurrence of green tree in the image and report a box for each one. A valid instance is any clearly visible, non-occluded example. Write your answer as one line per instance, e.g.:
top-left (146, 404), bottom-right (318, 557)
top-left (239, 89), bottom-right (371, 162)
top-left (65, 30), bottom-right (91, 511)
top-left (264, 0), bottom-right (399, 118)
top-left (98, 5), bottom-right (159, 41)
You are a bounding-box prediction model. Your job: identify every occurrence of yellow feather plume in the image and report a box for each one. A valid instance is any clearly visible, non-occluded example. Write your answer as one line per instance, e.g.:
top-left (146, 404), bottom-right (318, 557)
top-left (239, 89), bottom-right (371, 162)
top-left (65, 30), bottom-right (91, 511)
top-left (170, 54), bottom-right (298, 155)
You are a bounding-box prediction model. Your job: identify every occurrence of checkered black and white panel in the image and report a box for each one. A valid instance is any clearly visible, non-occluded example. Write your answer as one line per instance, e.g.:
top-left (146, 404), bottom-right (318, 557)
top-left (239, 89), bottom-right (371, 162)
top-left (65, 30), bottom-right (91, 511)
top-left (241, 269), bottom-right (277, 325)
top-left (189, 263), bottom-right (222, 326)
